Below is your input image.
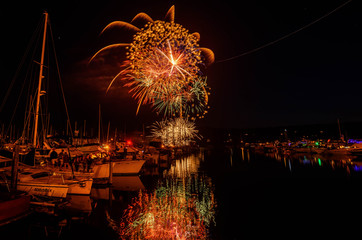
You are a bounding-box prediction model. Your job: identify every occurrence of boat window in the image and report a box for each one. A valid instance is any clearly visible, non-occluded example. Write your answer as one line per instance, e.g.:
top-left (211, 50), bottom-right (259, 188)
top-left (31, 172), bottom-right (50, 179)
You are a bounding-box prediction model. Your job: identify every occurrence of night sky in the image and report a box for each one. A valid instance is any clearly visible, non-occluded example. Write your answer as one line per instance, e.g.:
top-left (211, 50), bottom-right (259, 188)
top-left (1, 0), bottom-right (361, 134)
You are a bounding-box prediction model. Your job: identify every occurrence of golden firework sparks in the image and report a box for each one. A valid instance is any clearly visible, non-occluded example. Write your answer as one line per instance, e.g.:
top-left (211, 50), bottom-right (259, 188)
top-left (91, 6), bottom-right (214, 117)
top-left (150, 118), bottom-right (201, 147)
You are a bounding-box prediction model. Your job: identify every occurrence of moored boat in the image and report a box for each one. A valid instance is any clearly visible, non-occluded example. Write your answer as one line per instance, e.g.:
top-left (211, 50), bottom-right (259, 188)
top-left (0, 191), bottom-right (31, 226)
top-left (112, 160), bottom-right (146, 175)
top-left (0, 170), bottom-right (31, 226)
top-left (14, 165), bottom-right (93, 197)
top-left (17, 181), bottom-right (68, 198)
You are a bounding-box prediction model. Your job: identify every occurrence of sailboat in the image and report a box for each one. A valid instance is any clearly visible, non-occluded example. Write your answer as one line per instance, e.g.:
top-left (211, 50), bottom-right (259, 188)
top-left (91, 105), bottom-right (146, 179)
top-left (3, 12), bottom-right (92, 197)
top-left (16, 165), bottom-right (93, 197)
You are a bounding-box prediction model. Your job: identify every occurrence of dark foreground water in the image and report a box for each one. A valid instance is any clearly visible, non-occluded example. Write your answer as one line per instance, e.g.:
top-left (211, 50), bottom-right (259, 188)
top-left (2, 146), bottom-right (362, 239)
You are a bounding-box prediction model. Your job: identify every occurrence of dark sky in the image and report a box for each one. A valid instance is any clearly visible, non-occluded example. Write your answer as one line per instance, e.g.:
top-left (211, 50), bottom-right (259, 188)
top-left (1, 0), bottom-right (361, 134)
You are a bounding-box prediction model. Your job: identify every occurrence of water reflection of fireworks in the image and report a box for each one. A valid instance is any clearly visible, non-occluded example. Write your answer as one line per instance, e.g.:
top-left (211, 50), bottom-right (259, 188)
top-left (107, 174), bottom-right (216, 239)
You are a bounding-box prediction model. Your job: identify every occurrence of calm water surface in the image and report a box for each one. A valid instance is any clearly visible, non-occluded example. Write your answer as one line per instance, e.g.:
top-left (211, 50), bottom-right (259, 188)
top-left (2, 146), bottom-right (362, 239)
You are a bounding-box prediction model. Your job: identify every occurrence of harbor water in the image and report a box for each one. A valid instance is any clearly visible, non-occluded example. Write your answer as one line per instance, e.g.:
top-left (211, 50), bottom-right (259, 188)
top-left (2, 145), bottom-right (362, 239)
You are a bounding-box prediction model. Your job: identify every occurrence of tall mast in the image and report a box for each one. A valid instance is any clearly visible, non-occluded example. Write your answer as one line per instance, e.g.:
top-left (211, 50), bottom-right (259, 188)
top-left (107, 121), bottom-right (110, 143)
top-left (98, 104), bottom-right (101, 143)
top-left (337, 118), bottom-right (344, 141)
top-left (33, 11), bottom-right (48, 147)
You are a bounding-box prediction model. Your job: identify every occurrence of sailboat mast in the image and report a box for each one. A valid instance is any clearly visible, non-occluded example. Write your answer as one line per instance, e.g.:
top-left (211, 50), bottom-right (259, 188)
top-left (107, 121), bottom-right (110, 143)
top-left (337, 118), bottom-right (344, 141)
top-left (98, 104), bottom-right (101, 143)
top-left (33, 11), bottom-right (48, 147)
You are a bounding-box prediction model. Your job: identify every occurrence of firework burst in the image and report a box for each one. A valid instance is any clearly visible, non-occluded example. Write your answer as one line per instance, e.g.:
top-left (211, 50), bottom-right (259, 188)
top-left (149, 118), bottom-right (201, 147)
top-left (151, 76), bottom-right (210, 119)
top-left (91, 6), bottom-right (214, 117)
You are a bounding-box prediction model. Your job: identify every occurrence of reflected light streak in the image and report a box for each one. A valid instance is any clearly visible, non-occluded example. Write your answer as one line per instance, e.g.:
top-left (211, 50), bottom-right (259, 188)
top-left (107, 153), bottom-right (216, 239)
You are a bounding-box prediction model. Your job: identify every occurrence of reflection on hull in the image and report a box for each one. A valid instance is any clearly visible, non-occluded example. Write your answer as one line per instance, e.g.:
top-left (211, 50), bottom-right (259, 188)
top-left (91, 176), bottom-right (144, 200)
top-left (112, 176), bottom-right (145, 191)
top-left (66, 195), bottom-right (92, 213)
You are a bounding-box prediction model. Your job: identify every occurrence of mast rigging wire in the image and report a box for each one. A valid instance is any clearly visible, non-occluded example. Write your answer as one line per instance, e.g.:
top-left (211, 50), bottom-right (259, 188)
top-left (48, 18), bottom-right (74, 138)
top-left (216, 0), bottom-right (352, 63)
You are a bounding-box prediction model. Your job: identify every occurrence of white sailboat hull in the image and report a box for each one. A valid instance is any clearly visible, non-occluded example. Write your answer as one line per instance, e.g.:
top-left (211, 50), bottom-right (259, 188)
top-left (67, 179), bottom-right (93, 195)
top-left (92, 164), bottom-right (109, 178)
top-left (17, 182), bottom-right (68, 198)
top-left (16, 168), bottom-right (93, 197)
top-left (92, 160), bottom-right (145, 178)
top-left (113, 160), bottom-right (145, 175)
